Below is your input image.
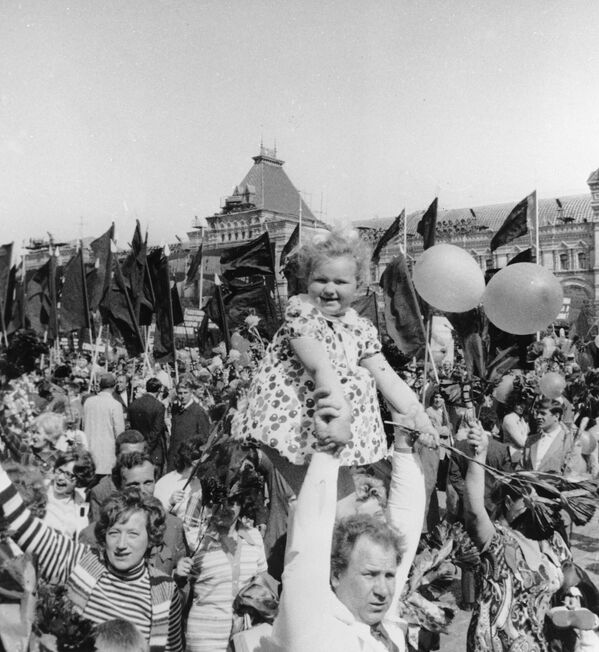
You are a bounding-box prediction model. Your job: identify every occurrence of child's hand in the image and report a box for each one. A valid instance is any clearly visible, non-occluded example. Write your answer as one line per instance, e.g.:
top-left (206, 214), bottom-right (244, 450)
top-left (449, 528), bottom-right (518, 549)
top-left (313, 387), bottom-right (351, 452)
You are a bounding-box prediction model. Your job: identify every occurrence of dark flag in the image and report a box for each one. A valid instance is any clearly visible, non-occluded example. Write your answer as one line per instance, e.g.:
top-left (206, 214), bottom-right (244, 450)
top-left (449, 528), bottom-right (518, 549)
top-left (121, 221), bottom-right (153, 325)
top-left (446, 308), bottom-right (486, 378)
top-left (88, 224), bottom-right (114, 310)
top-left (416, 198), bottom-right (438, 250)
top-left (224, 278), bottom-right (279, 338)
top-left (279, 225), bottom-right (299, 269)
top-left (372, 210), bottom-right (404, 264)
top-left (379, 255), bottom-right (427, 358)
top-left (147, 248), bottom-right (179, 361)
top-left (0, 243), bottom-right (13, 310)
top-left (220, 232), bottom-right (275, 279)
top-left (60, 249), bottom-right (90, 332)
top-left (4, 265), bottom-right (19, 333)
top-left (26, 252), bottom-right (60, 339)
top-left (507, 248), bottom-right (533, 265)
top-left (100, 243), bottom-right (145, 356)
top-left (490, 192), bottom-right (535, 252)
top-left (186, 243), bottom-right (203, 285)
top-left (352, 293), bottom-right (379, 330)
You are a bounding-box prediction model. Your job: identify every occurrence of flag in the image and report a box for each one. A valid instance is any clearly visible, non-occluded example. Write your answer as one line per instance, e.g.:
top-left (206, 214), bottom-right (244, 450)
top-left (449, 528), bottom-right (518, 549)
top-left (186, 243), bottom-right (203, 285)
top-left (100, 242), bottom-right (145, 356)
top-left (279, 225), bottom-right (299, 269)
top-left (4, 265), bottom-right (20, 333)
top-left (379, 255), bottom-right (427, 358)
top-left (490, 192), bottom-right (535, 252)
top-left (88, 224), bottom-right (114, 310)
top-left (121, 221), bottom-right (153, 325)
top-left (417, 198), bottom-right (438, 250)
top-left (445, 308), bottom-right (486, 378)
top-left (60, 249), bottom-right (90, 332)
top-left (352, 293), bottom-right (378, 330)
top-left (26, 254), bottom-right (60, 338)
top-left (224, 278), bottom-right (279, 338)
top-left (220, 232), bottom-right (275, 279)
top-left (372, 210), bottom-right (404, 264)
top-left (507, 248), bottom-right (533, 265)
top-left (0, 243), bottom-right (13, 310)
top-left (147, 248), bottom-right (179, 361)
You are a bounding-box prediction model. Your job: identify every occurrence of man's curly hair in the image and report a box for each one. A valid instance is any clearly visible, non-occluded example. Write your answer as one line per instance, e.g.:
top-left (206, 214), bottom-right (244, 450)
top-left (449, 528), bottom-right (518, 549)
top-left (94, 488), bottom-right (166, 554)
top-left (330, 514), bottom-right (404, 579)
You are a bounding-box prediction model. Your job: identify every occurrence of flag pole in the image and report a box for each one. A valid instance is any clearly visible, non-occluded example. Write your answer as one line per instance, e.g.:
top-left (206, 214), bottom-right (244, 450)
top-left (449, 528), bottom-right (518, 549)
top-left (0, 297), bottom-right (8, 348)
top-left (214, 274), bottom-right (231, 352)
top-left (198, 231), bottom-right (205, 310)
top-left (421, 318), bottom-right (431, 404)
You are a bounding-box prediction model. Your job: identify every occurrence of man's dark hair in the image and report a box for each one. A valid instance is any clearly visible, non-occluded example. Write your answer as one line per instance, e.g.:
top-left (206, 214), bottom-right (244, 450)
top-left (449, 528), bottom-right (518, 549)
top-left (330, 514), bottom-right (404, 579)
top-left (146, 377), bottom-right (162, 394)
top-left (111, 451), bottom-right (156, 490)
top-left (173, 436), bottom-right (204, 473)
top-left (536, 398), bottom-right (563, 419)
top-left (115, 430), bottom-right (147, 455)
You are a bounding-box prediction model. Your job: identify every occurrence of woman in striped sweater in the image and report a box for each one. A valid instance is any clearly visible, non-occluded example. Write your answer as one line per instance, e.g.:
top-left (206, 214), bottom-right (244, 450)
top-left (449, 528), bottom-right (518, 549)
top-left (0, 464), bottom-right (183, 652)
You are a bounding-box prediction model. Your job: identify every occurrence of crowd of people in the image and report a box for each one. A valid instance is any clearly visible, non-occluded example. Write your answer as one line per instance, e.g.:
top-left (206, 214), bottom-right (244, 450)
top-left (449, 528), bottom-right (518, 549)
top-left (1, 230), bottom-right (599, 652)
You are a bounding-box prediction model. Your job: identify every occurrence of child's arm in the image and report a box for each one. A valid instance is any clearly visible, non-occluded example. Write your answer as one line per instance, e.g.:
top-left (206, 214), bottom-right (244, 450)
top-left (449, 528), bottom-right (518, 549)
top-left (361, 353), bottom-right (437, 440)
top-left (290, 337), bottom-right (351, 447)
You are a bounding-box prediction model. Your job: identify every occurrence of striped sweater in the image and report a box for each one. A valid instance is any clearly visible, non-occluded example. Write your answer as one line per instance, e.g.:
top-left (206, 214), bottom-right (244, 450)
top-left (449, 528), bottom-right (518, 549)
top-left (0, 468), bottom-right (183, 652)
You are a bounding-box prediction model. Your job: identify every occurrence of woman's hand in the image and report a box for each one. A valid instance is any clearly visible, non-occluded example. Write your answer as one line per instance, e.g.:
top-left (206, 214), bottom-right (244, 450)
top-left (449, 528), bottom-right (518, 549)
top-left (391, 406), bottom-right (439, 449)
top-left (169, 490), bottom-right (185, 507)
top-left (175, 556), bottom-right (193, 578)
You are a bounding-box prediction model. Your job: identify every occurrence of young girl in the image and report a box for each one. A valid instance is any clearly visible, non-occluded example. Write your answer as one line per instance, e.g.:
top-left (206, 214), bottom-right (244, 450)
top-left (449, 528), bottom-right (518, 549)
top-left (232, 230), bottom-right (436, 468)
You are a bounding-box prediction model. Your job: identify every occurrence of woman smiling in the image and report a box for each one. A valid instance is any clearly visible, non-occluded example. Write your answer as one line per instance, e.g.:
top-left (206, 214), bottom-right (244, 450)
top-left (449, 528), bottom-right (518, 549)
top-left (43, 449), bottom-right (95, 539)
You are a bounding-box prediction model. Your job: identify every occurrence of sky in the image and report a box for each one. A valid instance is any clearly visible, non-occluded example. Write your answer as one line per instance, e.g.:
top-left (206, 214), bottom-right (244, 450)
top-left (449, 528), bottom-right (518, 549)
top-left (1, 0), bottom-right (599, 255)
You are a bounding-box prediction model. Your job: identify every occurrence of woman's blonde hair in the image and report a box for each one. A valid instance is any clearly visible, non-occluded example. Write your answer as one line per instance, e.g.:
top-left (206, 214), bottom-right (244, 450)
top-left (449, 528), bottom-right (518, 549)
top-left (291, 229), bottom-right (372, 287)
top-left (32, 412), bottom-right (64, 443)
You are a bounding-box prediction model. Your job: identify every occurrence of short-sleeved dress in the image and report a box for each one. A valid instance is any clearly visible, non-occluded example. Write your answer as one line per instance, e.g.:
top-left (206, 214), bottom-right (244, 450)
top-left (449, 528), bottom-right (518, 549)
top-left (231, 294), bottom-right (386, 466)
top-left (467, 523), bottom-right (571, 652)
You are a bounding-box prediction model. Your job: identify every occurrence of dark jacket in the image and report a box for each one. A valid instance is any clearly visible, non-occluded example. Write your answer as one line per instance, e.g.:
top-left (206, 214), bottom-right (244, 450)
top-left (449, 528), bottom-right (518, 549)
top-left (128, 394), bottom-right (167, 468)
top-left (448, 437), bottom-right (512, 516)
top-left (167, 401), bottom-right (210, 472)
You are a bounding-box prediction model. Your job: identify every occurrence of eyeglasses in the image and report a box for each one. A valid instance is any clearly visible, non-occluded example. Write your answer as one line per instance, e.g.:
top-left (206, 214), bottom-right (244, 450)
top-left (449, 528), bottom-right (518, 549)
top-left (55, 467), bottom-right (76, 481)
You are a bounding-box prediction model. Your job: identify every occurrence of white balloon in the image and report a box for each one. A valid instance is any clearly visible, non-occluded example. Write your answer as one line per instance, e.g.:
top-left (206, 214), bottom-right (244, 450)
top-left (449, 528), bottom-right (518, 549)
top-left (413, 244), bottom-right (485, 313)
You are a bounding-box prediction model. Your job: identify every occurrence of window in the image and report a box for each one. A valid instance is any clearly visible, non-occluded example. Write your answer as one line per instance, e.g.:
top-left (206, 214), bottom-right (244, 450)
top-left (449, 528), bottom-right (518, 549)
top-left (578, 251), bottom-right (588, 269)
top-left (559, 253), bottom-right (569, 271)
top-left (485, 258), bottom-right (494, 270)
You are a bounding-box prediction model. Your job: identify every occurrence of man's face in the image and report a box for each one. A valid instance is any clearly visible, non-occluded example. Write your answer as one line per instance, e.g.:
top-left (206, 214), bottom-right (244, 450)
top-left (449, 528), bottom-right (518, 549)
top-left (331, 535), bottom-right (397, 626)
top-left (536, 408), bottom-right (559, 433)
top-left (105, 510), bottom-right (149, 571)
top-left (121, 461), bottom-right (155, 495)
top-left (116, 376), bottom-right (127, 393)
top-left (177, 387), bottom-right (192, 404)
top-left (513, 403), bottom-right (525, 416)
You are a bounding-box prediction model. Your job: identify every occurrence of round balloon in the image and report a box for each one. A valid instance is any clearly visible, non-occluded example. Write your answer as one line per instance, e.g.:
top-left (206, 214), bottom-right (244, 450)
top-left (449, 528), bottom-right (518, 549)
top-left (594, 335), bottom-right (599, 349)
top-left (494, 375), bottom-right (514, 403)
top-left (539, 372), bottom-right (566, 399)
top-left (412, 244), bottom-right (485, 313)
top-left (482, 263), bottom-right (563, 335)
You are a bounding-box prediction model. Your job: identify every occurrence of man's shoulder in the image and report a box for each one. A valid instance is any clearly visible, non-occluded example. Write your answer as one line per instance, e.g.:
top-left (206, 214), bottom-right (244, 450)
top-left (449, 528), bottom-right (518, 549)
top-left (91, 476), bottom-right (116, 500)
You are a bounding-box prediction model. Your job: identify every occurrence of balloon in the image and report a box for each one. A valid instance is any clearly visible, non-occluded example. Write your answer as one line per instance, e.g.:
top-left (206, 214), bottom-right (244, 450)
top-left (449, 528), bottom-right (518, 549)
top-left (579, 430), bottom-right (597, 455)
top-left (412, 244), bottom-right (485, 313)
top-left (539, 372), bottom-right (566, 399)
top-left (482, 263), bottom-right (563, 335)
top-left (594, 335), bottom-right (599, 349)
top-left (494, 375), bottom-right (514, 403)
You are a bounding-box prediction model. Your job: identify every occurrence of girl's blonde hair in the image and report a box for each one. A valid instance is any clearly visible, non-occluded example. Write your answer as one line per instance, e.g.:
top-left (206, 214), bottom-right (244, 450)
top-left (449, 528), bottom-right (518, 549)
top-left (291, 229), bottom-right (372, 286)
top-left (33, 412), bottom-right (64, 443)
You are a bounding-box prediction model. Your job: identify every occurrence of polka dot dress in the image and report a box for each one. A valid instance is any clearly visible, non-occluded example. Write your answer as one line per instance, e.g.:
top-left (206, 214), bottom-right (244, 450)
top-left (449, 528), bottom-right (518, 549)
top-left (231, 294), bottom-right (387, 466)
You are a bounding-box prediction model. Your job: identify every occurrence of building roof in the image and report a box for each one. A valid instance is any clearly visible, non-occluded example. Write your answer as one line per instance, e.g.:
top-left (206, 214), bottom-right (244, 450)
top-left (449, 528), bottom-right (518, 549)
top-left (355, 193), bottom-right (593, 236)
top-left (222, 147), bottom-right (315, 220)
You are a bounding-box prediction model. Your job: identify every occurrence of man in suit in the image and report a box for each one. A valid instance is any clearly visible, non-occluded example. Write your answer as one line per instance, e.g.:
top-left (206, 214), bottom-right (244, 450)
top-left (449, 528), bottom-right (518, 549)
top-left (80, 451), bottom-right (188, 575)
top-left (112, 374), bottom-right (130, 421)
top-left (127, 377), bottom-right (167, 471)
top-left (166, 381), bottom-right (210, 472)
top-left (522, 399), bottom-right (575, 474)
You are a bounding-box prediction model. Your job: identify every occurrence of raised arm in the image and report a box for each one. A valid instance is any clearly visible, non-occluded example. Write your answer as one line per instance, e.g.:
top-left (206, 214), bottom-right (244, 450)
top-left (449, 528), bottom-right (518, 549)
top-left (385, 416), bottom-right (426, 622)
top-left (270, 393), bottom-right (347, 652)
top-left (0, 464), bottom-right (85, 582)
top-left (463, 427), bottom-right (495, 549)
